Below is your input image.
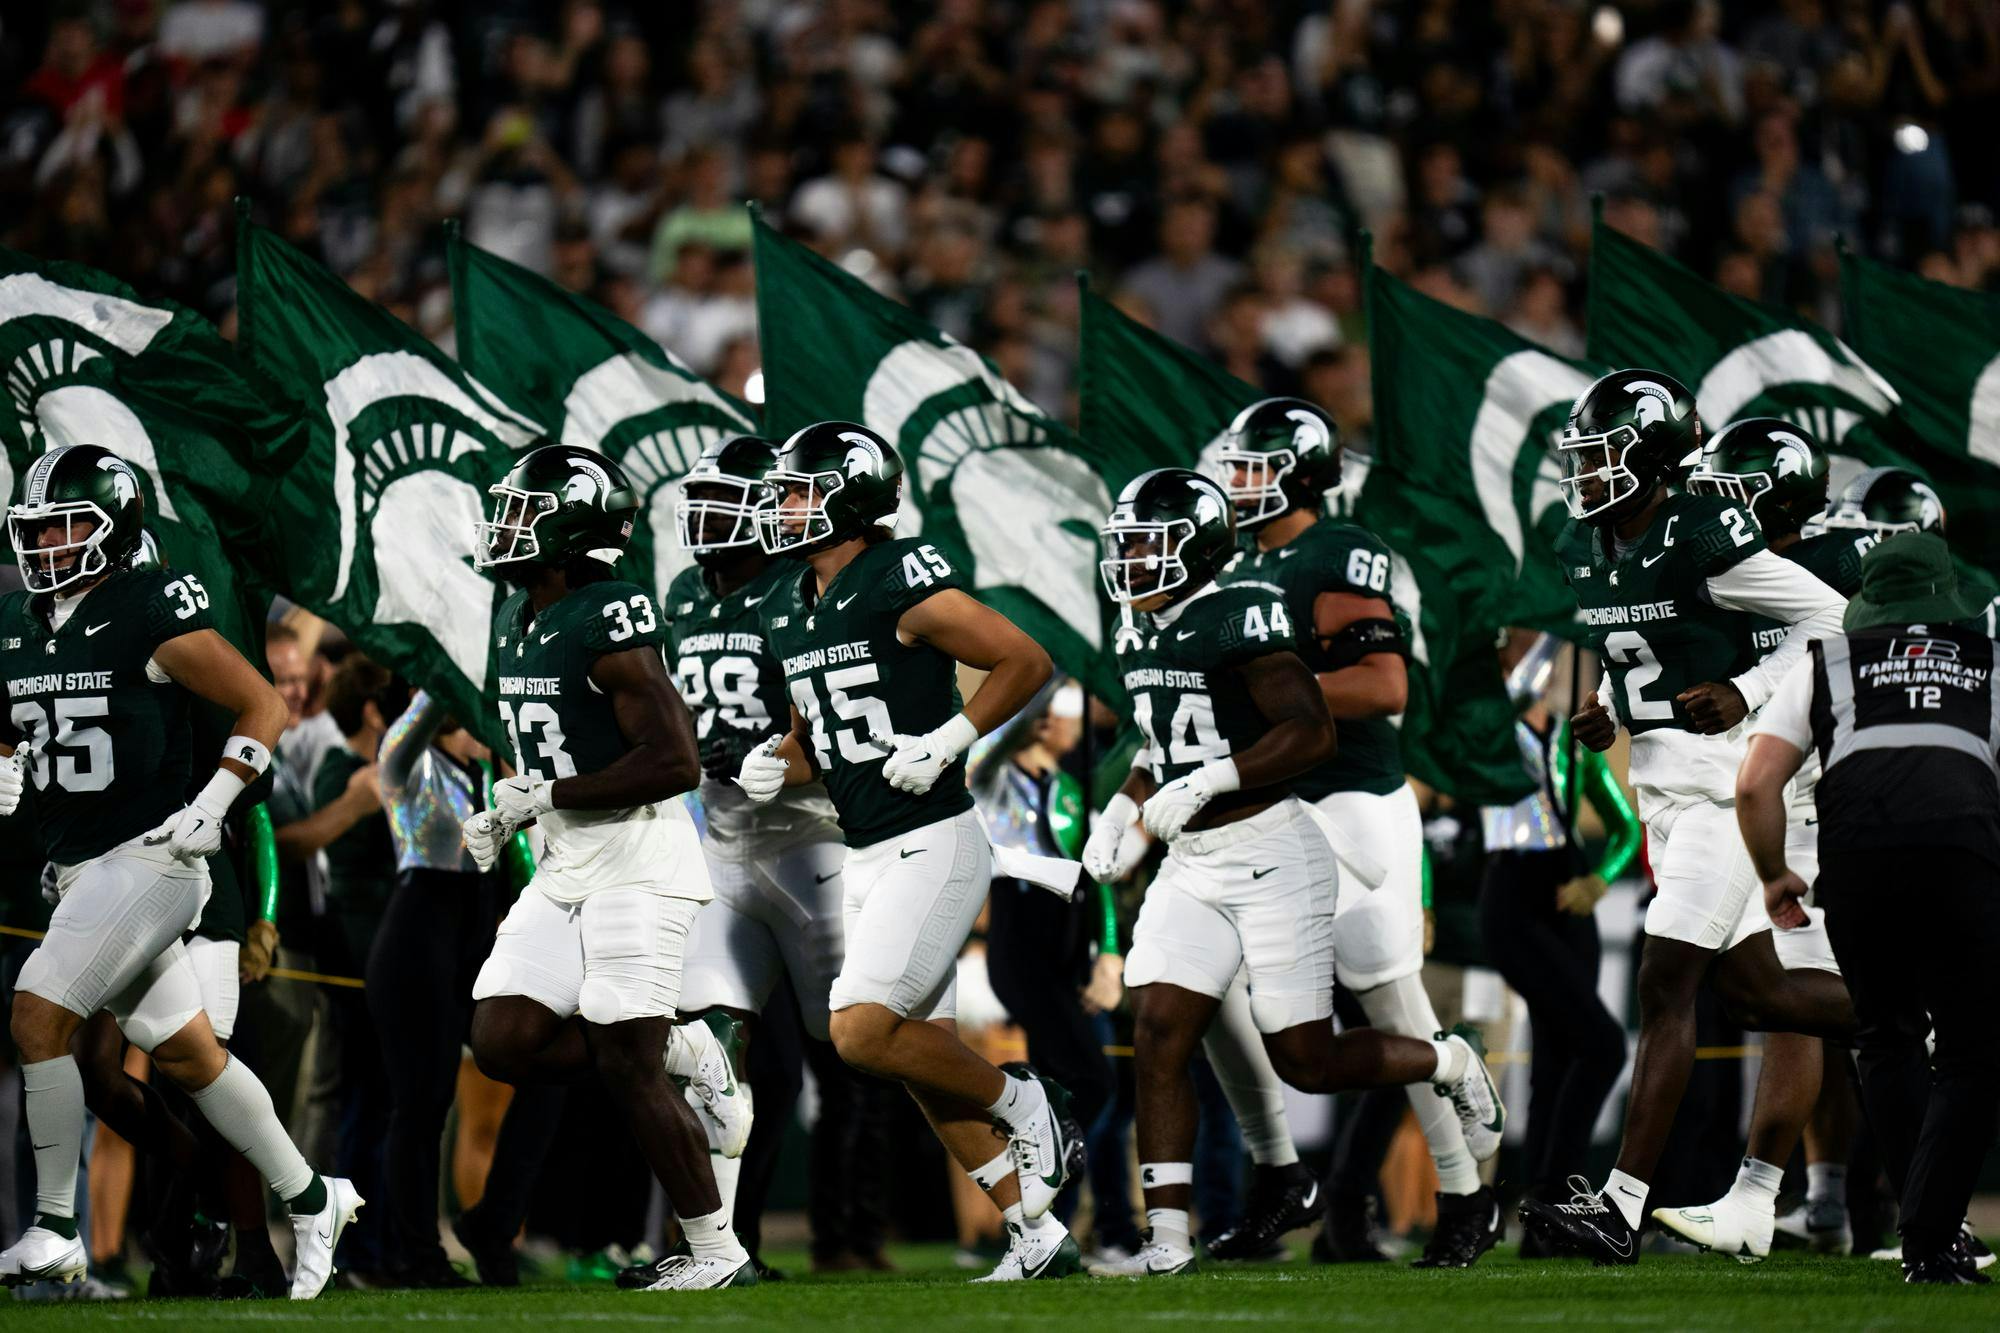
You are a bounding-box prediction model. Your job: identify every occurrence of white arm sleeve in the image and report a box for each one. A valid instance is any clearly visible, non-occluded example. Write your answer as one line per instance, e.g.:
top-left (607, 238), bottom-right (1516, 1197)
top-left (1749, 655), bottom-right (1816, 751)
top-left (1705, 550), bottom-right (1847, 711)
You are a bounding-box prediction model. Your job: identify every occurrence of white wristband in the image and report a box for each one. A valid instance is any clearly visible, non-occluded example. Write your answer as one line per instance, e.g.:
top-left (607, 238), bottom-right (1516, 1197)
top-left (222, 734), bottom-right (272, 776)
top-left (1196, 758), bottom-right (1241, 795)
top-left (193, 765), bottom-right (250, 820)
top-left (1103, 792), bottom-right (1141, 829)
top-left (927, 712), bottom-right (981, 761)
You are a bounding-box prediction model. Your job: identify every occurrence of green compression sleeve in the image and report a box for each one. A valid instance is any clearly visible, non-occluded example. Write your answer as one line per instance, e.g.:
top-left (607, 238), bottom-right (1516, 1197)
top-left (248, 802), bottom-right (279, 922)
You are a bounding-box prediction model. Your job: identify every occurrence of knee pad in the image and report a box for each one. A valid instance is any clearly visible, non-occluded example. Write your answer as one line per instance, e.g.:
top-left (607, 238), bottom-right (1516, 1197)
top-left (578, 977), bottom-right (630, 1026)
top-left (1334, 889), bottom-right (1424, 992)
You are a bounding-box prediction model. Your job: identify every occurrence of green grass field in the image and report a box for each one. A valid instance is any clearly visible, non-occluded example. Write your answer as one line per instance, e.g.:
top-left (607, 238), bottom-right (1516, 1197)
top-left (7, 1242), bottom-right (1998, 1331)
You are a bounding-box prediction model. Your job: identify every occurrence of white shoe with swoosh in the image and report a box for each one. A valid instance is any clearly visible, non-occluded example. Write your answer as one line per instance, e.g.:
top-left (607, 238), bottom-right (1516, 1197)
top-left (289, 1176), bottom-right (364, 1299)
top-left (1087, 1236), bottom-right (1196, 1277)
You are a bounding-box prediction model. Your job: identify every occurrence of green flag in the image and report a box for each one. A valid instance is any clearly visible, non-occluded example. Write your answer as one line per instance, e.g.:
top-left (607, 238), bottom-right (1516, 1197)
top-left (751, 211), bottom-right (1116, 696)
top-left (0, 248), bottom-right (292, 653)
top-left (1588, 217), bottom-right (2000, 570)
top-left (448, 227), bottom-right (759, 599)
top-left (236, 214), bottom-right (543, 745)
top-left (1080, 279), bottom-right (1529, 802)
top-left (1839, 250), bottom-right (2000, 568)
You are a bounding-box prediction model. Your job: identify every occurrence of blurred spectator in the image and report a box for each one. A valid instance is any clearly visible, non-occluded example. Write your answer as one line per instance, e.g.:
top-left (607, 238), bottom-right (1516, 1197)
top-left (1121, 195), bottom-right (1241, 350)
top-left (790, 132), bottom-right (910, 260)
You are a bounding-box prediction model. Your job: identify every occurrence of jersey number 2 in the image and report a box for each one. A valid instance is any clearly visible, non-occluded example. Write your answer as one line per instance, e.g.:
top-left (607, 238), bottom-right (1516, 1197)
top-left (1602, 630), bottom-right (1672, 721)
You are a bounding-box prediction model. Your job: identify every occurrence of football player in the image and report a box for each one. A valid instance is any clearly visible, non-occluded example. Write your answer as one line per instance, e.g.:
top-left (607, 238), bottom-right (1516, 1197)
top-left (1085, 466), bottom-right (1502, 1279)
top-left (461, 442), bottom-right (752, 1292)
top-left (660, 435), bottom-right (847, 1238)
top-left (733, 421), bottom-right (1082, 1283)
top-left (0, 444), bottom-right (358, 1298)
top-left (1649, 419), bottom-right (1862, 1260)
top-left (1520, 372), bottom-right (1854, 1264)
top-left (1825, 465), bottom-right (2000, 634)
top-left (1197, 397), bottom-right (1501, 1268)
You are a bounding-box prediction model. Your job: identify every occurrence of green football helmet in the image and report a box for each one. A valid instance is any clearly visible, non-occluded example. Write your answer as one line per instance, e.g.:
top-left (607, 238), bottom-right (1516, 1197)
top-left (1098, 467), bottom-right (1237, 606)
top-left (475, 442), bottom-right (639, 574)
top-left (1823, 466), bottom-right (1946, 541)
top-left (677, 434), bottom-right (777, 555)
top-left (755, 421), bottom-right (904, 557)
top-left (1555, 368), bottom-right (1703, 523)
top-left (1685, 417), bottom-right (1828, 537)
top-left (8, 443), bottom-right (147, 593)
top-left (1207, 396), bottom-right (1342, 530)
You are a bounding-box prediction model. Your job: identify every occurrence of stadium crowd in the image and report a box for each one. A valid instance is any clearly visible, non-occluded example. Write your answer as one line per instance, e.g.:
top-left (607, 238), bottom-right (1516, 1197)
top-left (4, 0), bottom-right (2000, 1298)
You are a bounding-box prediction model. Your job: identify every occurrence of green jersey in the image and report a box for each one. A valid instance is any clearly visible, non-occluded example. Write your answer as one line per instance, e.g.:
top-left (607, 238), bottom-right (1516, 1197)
top-left (1225, 519), bottom-right (1406, 799)
top-left (0, 567), bottom-right (215, 865)
top-left (1116, 580), bottom-right (1302, 814)
top-left (1746, 532), bottom-right (1863, 658)
top-left (762, 538), bottom-right (975, 848)
top-left (663, 560), bottom-right (839, 855)
top-left (1559, 492), bottom-right (1764, 737)
top-left (494, 579), bottom-right (667, 784)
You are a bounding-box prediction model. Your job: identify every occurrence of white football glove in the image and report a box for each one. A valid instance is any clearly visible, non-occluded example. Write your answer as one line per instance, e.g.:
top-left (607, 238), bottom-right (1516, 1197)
top-left (0, 745), bottom-right (29, 817)
top-left (1140, 759), bottom-right (1241, 843)
top-left (877, 714), bottom-right (979, 796)
top-left (463, 810), bottom-right (504, 874)
top-left (144, 767), bottom-right (246, 864)
top-left (1082, 793), bottom-right (1149, 883)
top-left (733, 736), bottom-right (789, 804)
top-left (493, 776), bottom-right (555, 827)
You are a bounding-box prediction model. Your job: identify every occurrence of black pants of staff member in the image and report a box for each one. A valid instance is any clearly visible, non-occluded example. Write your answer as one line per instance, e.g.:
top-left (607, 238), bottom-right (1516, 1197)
top-left (1479, 848), bottom-right (1627, 1199)
top-left (366, 869), bottom-right (541, 1278)
top-left (1819, 845), bottom-right (2000, 1265)
top-left (985, 876), bottom-right (1114, 1222)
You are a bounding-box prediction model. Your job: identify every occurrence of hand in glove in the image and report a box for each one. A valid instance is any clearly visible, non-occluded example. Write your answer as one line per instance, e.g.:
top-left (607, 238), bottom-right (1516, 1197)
top-left (1082, 794), bottom-right (1149, 883)
top-left (144, 770), bottom-right (242, 863)
top-left (492, 776), bottom-right (555, 828)
top-left (876, 714), bottom-right (979, 796)
top-left (699, 728), bottom-right (757, 784)
top-left (1140, 760), bottom-right (1240, 843)
top-left (240, 919), bottom-right (280, 984)
top-left (39, 861), bottom-right (59, 907)
top-left (0, 744), bottom-right (31, 817)
top-left (463, 809), bottom-right (505, 873)
top-left (734, 736), bottom-right (789, 804)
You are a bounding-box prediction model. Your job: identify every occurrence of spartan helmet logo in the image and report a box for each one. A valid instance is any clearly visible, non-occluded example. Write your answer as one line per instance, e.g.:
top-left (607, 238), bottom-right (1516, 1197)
top-left (1625, 380), bottom-right (1682, 428)
top-left (1191, 481), bottom-right (1227, 527)
top-left (1769, 430), bottom-right (1814, 479)
top-left (96, 455), bottom-right (139, 506)
top-left (1286, 407), bottom-right (1330, 454)
top-left (563, 457), bottom-right (613, 504)
top-left (839, 431), bottom-right (883, 476)
top-left (1914, 480), bottom-right (1944, 529)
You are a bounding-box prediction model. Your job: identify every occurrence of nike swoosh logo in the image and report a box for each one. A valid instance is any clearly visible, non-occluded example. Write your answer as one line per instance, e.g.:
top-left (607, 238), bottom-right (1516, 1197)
top-left (1585, 1221), bottom-right (1634, 1257)
top-left (318, 1220), bottom-right (333, 1245)
top-left (814, 871), bottom-right (839, 884)
top-left (743, 595), bottom-right (764, 608)
top-left (837, 595), bottom-right (858, 610)
top-left (539, 631), bottom-right (561, 644)
top-left (1301, 1182), bottom-right (1319, 1209)
top-left (1251, 867), bottom-right (1277, 879)
top-left (31, 1141), bottom-right (57, 1151)
top-left (1279, 549), bottom-right (1298, 559)
top-left (83, 622), bottom-right (110, 636)
top-left (1641, 552), bottom-right (1666, 568)
top-left (1176, 630), bottom-right (1196, 640)
top-left (899, 848), bottom-right (922, 859)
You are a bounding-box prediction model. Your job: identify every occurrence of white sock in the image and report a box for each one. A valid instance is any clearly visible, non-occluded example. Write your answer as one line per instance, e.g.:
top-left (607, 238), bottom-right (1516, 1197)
top-left (986, 1071), bottom-right (1046, 1135)
top-left (185, 1055), bottom-right (314, 1201)
top-left (710, 1152), bottom-right (741, 1214)
top-left (1202, 987), bottom-right (1300, 1167)
top-left (680, 1205), bottom-right (748, 1262)
top-left (1604, 1170), bottom-right (1649, 1229)
top-left (1428, 1038), bottom-right (1465, 1085)
top-left (664, 1020), bottom-right (719, 1080)
top-left (1731, 1156), bottom-right (1783, 1207)
top-left (968, 1147), bottom-right (1014, 1192)
top-left (1806, 1162), bottom-right (1846, 1207)
top-left (1146, 1206), bottom-right (1191, 1253)
top-left (22, 1056), bottom-right (84, 1219)
top-left (1001, 1200), bottom-right (1062, 1237)
top-left (1408, 1085), bottom-right (1482, 1194)
top-left (1351, 975), bottom-right (1480, 1194)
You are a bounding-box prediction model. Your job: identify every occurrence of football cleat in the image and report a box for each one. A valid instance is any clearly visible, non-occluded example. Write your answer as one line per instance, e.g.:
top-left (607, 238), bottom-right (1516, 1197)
top-left (1905, 1235), bottom-right (1991, 1285)
top-left (675, 1013), bottom-right (752, 1159)
top-left (0, 1226), bottom-right (88, 1287)
top-left (288, 1177), bottom-right (365, 1300)
top-left (1518, 1176), bottom-right (1640, 1266)
top-left (1872, 1222), bottom-right (1996, 1268)
top-left (1773, 1199), bottom-right (1852, 1255)
top-left (998, 1062), bottom-right (1085, 1220)
top-left (1312, 1194), bottom-right (1392, 1264)
top-left (1434, 1025), bottom-right (1506, 1162)
top-left (1204, 1162), bottom-right (1320, 1262)
top-left (1413, 1187), bottom-right (1503, 1269)
top-left (1088, 1235), bottom-right (1197, 1278)
top-left (971, 1222), bottom-right (1082, 1282)
top-left (1652, 1193), bottom-right (1773, 1263)
top-left (640, 1253), bottom-right (758, 1290)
